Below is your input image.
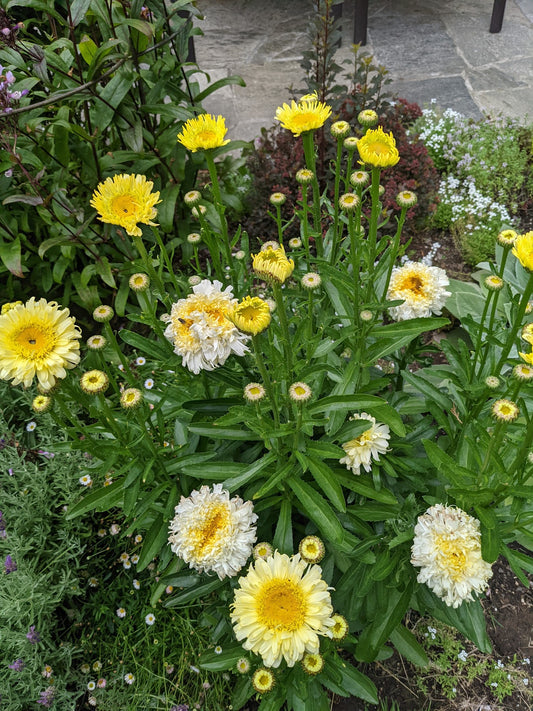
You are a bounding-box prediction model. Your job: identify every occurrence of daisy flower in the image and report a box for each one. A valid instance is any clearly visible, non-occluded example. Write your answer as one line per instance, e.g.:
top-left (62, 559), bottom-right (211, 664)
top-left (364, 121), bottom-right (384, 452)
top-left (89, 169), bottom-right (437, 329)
top-left (340, 412), bottom-right (390, 475)
top-left (90, 174), bottom-right (160, 237)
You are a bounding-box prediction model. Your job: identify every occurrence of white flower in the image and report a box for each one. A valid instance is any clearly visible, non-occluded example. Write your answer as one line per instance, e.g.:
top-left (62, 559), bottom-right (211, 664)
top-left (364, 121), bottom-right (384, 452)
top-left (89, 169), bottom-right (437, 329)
top-left (161, 280), bottom-right (249, 374)
top-left (145, 613), bottom-right (156, 626)
top-left (168, 483), bottom-right (257, 580)
top-left (135, 357), bottom-right (146, 366)
top-left (79, 475), bottom-right (92, 486)
top-left (131, 554), bottom-right (139, 564)
top-left (109, 524), bottom-right (121, 535)
top-left (340, 413), bottom-right (390, 475)
top-left (124, 672), bottom-right (135, 684)
top-left (87, 681), bottom-right (96, 691)
top-left (116, 608), bottom-right (126, 618)
top-left (26, 421), bottom-right (37, 432)
top-left (387, 262), bottom-right (450, 321)
top-left (411, 504), bottom-right (493, 608)
top-left (133, 579), bottom-right (140, 590)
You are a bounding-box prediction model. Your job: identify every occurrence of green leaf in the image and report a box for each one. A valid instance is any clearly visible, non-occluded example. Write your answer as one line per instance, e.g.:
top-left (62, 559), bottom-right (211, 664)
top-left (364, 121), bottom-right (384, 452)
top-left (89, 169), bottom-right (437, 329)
top-left (136, 513), bottom-right (167, 572)
top-left (355, 581), bottom-right (415, 662)
top-left (164, 577), bottom-right (224, 606)
top-left (95, 71), bottom-right (134, 131)
top-left (423, 440), bottom-right (475, 488)
top-left (335, 471), bottom-right (398, 504)
top-left (287, 477), bottom-right (344, 545)
top-left (415, 585), bottom-right (491, 653)
top-left (70, 0), bottom-right (92, 25)
top-left (95, 255), bottom-right (116, 288)
top-left (480, 521), bottom-right (501, 564)
top-left (389, 624), bottom-right (428, 667)
top-left (304, 454), bottom-right (346, 512)
top-left (65, 480), bottom-right (123, 519)
top-left (158, 183), bottom-right (181, 233)
top-left (231, 676), bottom-right (254, 711)
top-left (79, 34), bottom-right (98, 64)
top-left (195, 75), bottom-right (246, 103)
top-left (223, 451), bottom-right (276, 492)
top-left (120, 18), bottom-right (154, 36)
top-left (199, 644), bottom-right (244, 671)
top-left (0, 237), bottom-right (23, 277)
top-left (119, 330), bottom-right (173, 361)
top-left (273, 499), bottom-right (293, 554)
top-left (3, 194), bottom-right (43, 206)
top-left (188, 424), bottom-right (260, 441)
top-left (402, 370), bottom-right (453, 412)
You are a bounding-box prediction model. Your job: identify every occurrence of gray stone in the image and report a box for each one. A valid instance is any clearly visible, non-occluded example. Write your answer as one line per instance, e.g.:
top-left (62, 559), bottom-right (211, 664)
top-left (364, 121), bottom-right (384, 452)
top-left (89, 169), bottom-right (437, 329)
top-left (388, 76), bottom-right (483, 119)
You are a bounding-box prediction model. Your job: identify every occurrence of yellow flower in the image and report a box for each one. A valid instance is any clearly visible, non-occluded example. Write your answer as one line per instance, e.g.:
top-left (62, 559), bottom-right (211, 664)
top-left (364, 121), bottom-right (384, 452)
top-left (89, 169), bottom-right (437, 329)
top-left (512, 231), bottom-right (533, 271)
top-left (1, 301), bottom-right (22, 315)
top-left (299, 535), bottom-right (325, 563)
top-left (252, 245), bottom-right (294, 284)
top-left (244, 383), bottom-right (266, 402)
top-left (80, 370), bottom-right (109, 395)
top-left (120, 387), bottom-right (143, 409)
top-left (289, 381), bottom-right (312, 402)
top-left (90, 174), bottom-right (160, 237)
top-left (330, 614), bottom-right (349, 640)
top-left (129, 273), bottom-right (150, 292)
top-left (497, 229), bottom-right (517, 247)
top-left (252, 668), bottom-right (275, 693)
top-left (32, 394), bottom-right (51, 412)
top-left (229, 296), bottom-right (271, 335)
top-left (519, 350), bottom-right (533, 365)
top-left (491, 399), bottom-right (519, 422)
top-left (357, 126), bottom-right (400, 168)
top-left (0, 298), bottom-right (81, 390)
top-left (177, 114), bottom-right (230, 152)
top-left (301, 652), bottom-right (324, 675)
top-left (275, 99), bottom-right (332, 137)
top-left (230, 551), bottom-right (334, 668)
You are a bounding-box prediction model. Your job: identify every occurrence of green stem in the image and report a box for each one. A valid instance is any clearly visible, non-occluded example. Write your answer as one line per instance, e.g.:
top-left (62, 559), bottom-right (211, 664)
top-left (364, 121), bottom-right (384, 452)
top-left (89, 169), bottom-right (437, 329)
top-left (205, 151), bottom-right (237, 287)
top-left (329, 139), bottom-right (343, 264)
top-left (300, 185), bottom-right (312, 269)
top-left (272, 281), bottom-right (293, 377)
top-left (494, 271), bottom-right (533, 375)
top-left (365, 167), bottom-right (382, 303)
top-left (152, 226), bottom-right (180, 296)
top-left (103, 322), bottom-right (137, 387)
top-left (275, 205), bottom-right (284, 246)
top-left (470, 290), bottom-right (495, 382)
top-left (252, 335), bottom-right (280, 428)
top-left (302, 131), bottom-right (323, 258)
top-left (133, 235), bottom-right (169, 307)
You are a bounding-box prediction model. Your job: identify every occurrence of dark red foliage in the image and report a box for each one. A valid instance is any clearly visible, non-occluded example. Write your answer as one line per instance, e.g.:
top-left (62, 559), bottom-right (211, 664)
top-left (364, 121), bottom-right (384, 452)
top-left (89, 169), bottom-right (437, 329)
top-left (238, 97), bottom-right (440, 246)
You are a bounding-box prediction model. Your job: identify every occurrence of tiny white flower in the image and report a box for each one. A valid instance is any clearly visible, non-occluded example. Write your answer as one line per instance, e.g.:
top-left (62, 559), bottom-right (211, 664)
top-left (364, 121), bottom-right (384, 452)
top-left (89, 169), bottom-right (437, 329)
top-left (79, 475), bottom-right (92, 486)
top-left (124, 672), bottom-right (135, 684)
top-left (135, 357), bottom-right (146, 366)
top-left (116, 608), bottom-right (126, 618)
top-left (145, 613), bottom-right (156, 626)
top-left (133, 579), bottom-right (140, 590)
top-left (26, 421), bottom-right (37, 432)
top-left (144, 378), bottom-right (154, 390)
top-left (87, 681), bottom-right (96, 691)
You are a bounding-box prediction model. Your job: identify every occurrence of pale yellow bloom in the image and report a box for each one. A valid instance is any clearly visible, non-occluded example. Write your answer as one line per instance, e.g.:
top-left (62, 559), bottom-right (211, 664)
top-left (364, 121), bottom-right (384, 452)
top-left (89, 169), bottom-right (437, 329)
top-left (231, 551), bottom-right (334, 668)
top-left (0, 298), bottom-right (81, 390)
top-left (411, 504), bottom-right (492, 608)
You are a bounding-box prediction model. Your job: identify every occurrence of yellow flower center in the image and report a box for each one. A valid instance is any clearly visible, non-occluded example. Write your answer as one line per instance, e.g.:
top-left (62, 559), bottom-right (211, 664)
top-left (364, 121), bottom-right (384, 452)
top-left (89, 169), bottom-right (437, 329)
top-left (198, 130), bottom-right (217, 143)
top-left (399, 275), bottom-right (425, 295)
top-left (366, 141), bottom-right (389, 156)
top-left (13, 325), bottom-right (55, 360)
top-left (290, 111), bottom-right (317, 130)
top-left (294, 386), bottom-right (306, 396)
top-left (190, 503), bottom-right (229, 558)
top-left (256, 579), bottom-right (306, 631)
top-left (434, 535), bottom-right (467, 581)
top-left (302, 541), bottom-right (319, 556)
top-left (250, 387), bottom-right (262, 397)
top-left (112, 194), bottom-right (137, 215)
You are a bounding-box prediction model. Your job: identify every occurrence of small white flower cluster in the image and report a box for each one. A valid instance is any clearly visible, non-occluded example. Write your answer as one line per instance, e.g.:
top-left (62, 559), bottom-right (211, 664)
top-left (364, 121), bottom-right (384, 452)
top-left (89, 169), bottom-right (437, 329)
top-left (438, 174), bottom-right (513, 231)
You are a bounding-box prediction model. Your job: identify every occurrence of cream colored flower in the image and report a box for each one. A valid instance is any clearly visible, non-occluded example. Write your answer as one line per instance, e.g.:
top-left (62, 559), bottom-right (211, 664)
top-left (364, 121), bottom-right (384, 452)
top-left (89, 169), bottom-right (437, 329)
top-left (168, 484), bottom-right (257, 580)
top-left (340, 412), bottom-right (390, 475)
top-left (0, 298), bottom-right (81, 390)
top-left (387, 262), bottom-right (450, 321)
top-left (162, 280), bottom-right (249, 374)
top-left (231, 551), bottom-right (334, 668)
top-left (411, 504), bottom-right (493, 608)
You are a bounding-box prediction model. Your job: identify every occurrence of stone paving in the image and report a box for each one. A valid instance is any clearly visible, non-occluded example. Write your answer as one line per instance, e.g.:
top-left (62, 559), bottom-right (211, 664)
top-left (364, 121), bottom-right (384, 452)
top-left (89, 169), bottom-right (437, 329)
top-left (193, 0), bottom-right (533, 141)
